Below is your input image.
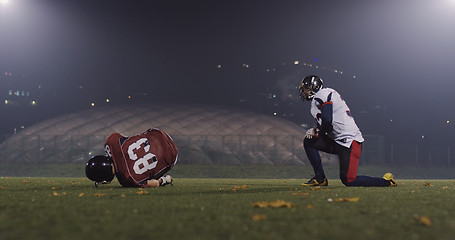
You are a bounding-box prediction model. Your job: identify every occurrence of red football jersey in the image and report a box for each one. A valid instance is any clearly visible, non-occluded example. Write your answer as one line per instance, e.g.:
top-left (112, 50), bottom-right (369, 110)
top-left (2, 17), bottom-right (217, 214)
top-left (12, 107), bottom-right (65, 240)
top-left (104, 128), bottom-right (178, 187)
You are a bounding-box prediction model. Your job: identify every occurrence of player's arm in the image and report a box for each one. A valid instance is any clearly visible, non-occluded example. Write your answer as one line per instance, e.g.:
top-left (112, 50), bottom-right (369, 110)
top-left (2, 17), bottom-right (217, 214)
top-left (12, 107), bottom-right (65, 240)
top-left (144, 175), bottom-right (173, 188)
top-left (319, 101), bottom-right (333, 133)
top-left (145, 179), bottom-right (160, 188)
top-left (315, 93), bottom-right (334, 134)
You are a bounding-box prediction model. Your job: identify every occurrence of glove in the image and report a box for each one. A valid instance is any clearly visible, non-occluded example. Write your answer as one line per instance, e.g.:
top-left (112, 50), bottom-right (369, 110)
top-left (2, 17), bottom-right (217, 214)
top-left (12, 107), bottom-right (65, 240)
top-left (305, 128), bottom-right (319, 139)
top-left (160, 175), bottom-right (173, 186)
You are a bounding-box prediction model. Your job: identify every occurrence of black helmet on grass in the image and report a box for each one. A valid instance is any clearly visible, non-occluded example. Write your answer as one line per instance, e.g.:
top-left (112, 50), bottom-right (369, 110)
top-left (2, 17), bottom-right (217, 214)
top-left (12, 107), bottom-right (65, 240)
top-left (85, 155), bottom-right (114, 187)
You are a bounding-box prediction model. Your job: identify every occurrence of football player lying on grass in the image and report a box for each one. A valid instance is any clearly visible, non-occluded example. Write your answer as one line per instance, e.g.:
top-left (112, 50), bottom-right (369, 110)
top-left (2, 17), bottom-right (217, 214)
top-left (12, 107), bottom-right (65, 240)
top-left (299, 75), bottom-right (397, 187)
top-left (86, 128), bottom-right (178, 187)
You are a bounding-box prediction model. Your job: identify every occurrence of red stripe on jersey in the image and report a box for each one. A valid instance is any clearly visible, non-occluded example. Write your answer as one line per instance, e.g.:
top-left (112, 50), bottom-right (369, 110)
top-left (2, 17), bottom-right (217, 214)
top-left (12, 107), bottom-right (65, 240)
top-left (317, 101), bottom-right (332, 110)
top-left (347, 141), bottom-right (362, 183)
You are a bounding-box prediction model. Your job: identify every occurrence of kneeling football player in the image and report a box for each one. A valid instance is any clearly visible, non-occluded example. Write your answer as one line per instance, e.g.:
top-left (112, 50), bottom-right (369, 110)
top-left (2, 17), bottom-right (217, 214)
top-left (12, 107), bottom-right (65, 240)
top-left (299, 75), bottom-right (397, 187)
top-left (85, 128), bottom-right (178, 187)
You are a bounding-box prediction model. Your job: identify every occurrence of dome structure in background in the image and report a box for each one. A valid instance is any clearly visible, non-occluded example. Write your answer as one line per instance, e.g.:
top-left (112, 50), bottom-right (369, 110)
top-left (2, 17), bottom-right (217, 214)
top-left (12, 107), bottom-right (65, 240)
top-left (0, 104), bottom-right (318, 165)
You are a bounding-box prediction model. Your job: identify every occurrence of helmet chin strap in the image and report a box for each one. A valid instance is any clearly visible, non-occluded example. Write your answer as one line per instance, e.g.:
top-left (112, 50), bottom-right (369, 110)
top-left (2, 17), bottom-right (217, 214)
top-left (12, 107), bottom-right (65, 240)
top-left (94, 181), bottom-right (110, 188)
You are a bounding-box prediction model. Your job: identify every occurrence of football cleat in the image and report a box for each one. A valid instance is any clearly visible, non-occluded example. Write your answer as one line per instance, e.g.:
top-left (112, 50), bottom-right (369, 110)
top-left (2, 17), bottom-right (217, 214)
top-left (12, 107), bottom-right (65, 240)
top-left (302, 177), bottom-right (328, 186)
top-left (160, 175), bottom-right (173, 186)
top-left (383, 173), bottom-right (397, 187)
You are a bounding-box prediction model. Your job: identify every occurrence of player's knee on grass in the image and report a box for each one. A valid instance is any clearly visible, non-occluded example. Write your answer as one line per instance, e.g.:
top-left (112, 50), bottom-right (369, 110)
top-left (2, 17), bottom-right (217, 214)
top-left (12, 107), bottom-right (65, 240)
top-left (340, 178), bottom-right (349, 186)
top-left (339, 174), bottom-right (355, 186)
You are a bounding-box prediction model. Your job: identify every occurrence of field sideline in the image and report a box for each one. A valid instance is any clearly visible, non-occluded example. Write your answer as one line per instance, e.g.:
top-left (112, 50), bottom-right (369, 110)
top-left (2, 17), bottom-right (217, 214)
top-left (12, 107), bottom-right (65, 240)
top-left (1, 177), bottom-right (454, 240)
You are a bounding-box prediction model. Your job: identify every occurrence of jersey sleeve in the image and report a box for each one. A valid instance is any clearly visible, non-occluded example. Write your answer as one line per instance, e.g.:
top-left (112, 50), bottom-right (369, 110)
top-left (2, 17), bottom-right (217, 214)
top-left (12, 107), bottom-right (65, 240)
top-left (319, 92), bottom-right (334, 133)
top-left (313, 89), bottom-right (334, 133)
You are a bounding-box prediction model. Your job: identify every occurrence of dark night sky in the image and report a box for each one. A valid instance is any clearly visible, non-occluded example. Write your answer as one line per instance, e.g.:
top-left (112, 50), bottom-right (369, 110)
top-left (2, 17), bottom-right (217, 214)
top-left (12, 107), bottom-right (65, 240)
top-left (1, 0), bottom-right (455, 139)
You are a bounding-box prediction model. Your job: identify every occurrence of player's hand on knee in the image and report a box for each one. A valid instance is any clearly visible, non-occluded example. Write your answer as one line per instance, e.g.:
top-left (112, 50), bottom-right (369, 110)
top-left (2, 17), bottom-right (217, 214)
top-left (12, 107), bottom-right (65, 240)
top-left (305, 128), bottom-right (318, 139)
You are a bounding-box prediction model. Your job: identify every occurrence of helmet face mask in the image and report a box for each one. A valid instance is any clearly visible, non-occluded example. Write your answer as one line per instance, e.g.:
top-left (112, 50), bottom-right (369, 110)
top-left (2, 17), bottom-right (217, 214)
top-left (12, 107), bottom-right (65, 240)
top-left (299, 75), bottom-right (324, 101)
top-left (85, 155), bottom-right (115, 187)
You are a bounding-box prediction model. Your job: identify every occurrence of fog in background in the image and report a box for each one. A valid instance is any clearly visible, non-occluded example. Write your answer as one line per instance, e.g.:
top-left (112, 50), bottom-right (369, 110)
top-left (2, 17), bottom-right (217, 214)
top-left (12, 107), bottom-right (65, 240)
top-left (1, 0), bottom-right (455, 167)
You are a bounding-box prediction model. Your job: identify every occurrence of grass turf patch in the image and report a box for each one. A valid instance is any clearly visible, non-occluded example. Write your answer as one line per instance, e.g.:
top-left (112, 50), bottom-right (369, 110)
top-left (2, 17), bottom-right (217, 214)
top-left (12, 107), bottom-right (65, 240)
top-left (0, 177), bottom-right (454, 240)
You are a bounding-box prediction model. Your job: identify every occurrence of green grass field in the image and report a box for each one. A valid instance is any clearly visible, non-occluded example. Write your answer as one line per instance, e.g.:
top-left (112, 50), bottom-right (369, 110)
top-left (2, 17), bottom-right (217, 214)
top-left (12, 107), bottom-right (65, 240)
top-left (1, 177), bottom-right (454, 240)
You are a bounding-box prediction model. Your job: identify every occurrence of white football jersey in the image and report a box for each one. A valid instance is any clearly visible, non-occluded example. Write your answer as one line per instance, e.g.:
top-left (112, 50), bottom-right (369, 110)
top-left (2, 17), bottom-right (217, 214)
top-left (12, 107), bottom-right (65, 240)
top-left (310, 88), bottom-right (364, 148)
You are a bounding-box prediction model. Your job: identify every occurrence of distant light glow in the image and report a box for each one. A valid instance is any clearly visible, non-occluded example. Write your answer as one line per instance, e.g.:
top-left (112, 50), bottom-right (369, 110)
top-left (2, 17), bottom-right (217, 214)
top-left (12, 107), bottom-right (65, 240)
top-left (31, 100), bottom-right (36, 106)
top-left (273, 112), bottom-right (277, 116)
top-left (91, 102), bottom-right (95, 107)
top-left (4, 100), bottom-right (8, 105)
top-left (106, 99), bottom-right (110, 103)
top-left (447, 120), bottom-right (450, 124)
top-left (0, 0), bottom-right (8, 5)
top-left (294, 61), bottom-right (299, 65)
